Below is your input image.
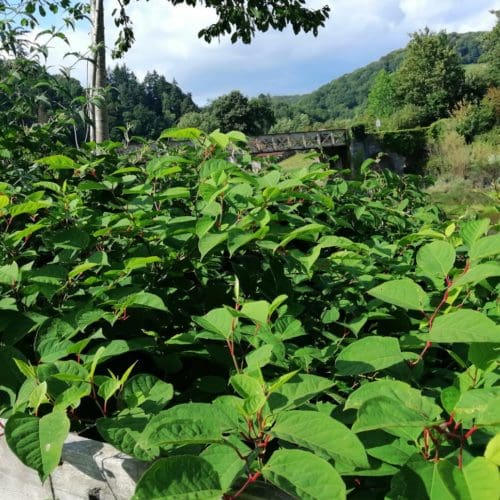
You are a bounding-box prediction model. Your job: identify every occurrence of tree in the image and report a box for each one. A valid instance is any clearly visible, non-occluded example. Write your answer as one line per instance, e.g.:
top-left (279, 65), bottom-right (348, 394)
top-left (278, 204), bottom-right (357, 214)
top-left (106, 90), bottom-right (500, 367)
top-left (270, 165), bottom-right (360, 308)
top-left (177, 110), bottom-right (220, 132)
top-left (108, 65), bottom-right (199, 139)
top-left (366, 69), bottom-right (397, 119)
top-left (481, 10), bottom-right (500, 85)
top-left (248, 94), bottom-right (276, 135)
top-left (111, 0), bottom-right (330, 57)
top-left (86, 0), bottom-right (109, 143)
top-left (394, 28), bottom-right (465, 122)
top-left (208, 90), bottom-right (275, 135)
top-left (7, 1), bottom-right (330, 142)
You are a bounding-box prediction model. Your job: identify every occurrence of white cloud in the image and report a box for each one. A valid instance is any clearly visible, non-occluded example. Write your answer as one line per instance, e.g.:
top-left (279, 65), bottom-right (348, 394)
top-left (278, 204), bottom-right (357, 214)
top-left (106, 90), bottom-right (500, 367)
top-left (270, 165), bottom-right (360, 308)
top-left (41, 0), bottom-right (500, 104)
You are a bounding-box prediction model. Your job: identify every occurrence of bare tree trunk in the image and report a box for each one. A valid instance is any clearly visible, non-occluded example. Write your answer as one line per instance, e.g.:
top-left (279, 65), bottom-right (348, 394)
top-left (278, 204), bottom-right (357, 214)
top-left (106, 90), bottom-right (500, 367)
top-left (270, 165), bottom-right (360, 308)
top-left (90, 0), bottom-right (109, 143)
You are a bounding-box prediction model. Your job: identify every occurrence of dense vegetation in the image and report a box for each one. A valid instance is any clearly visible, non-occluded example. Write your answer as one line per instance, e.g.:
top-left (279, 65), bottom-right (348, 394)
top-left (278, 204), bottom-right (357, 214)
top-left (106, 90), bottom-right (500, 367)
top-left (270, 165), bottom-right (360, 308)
top-left (1, 127), bottom-right (499, 498)
top-left (270, 31), bottom-right (485, 129)
top-left (0, 2), bottom-right (498, 499)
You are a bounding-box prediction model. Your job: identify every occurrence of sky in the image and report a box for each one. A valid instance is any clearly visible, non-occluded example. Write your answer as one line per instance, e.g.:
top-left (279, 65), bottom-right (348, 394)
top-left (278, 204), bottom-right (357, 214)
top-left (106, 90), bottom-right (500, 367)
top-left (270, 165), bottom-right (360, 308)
top-left (39, 0), bottom-right (500, 105)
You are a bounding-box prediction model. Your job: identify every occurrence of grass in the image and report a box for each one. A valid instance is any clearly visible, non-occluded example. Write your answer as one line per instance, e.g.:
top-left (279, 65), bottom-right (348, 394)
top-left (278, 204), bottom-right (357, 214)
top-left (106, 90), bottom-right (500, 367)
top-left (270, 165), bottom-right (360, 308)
top-left (279, 151), bottom-right (320, 170)
top-left (426, 179), bottom-right (500, 223)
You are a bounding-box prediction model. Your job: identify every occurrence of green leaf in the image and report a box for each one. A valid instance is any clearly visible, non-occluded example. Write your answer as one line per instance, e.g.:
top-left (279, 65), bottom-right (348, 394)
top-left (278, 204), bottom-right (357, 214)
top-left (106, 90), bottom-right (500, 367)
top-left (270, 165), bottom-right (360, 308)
top-left (463, 457), bottom-right (500, 500)
top-left (51, 228), bottom-right (89, 250)
top-left (9, 200), bottom-right (52, 218)
top-left (28, 381), bottom-right (48, 412)
top-left (230, 373), bottom-right (265, 400)
top-left (278, 223), bottom-right (325, 248)
top-left (145, 403), bottom-right (236, 435)
top-left (0, 193), bottom-right (9, 208)
top-left (245, 344), bottom-right (274, 369)
top-left (226, 130), bottom-right (247, 143)
top-left (240, 300), bottom-right (270, 324)
top-left (124, 256), bottom-right (161, 272)
top-left (424, 310), bottom-right (500, 343)
top-left (345, 380), bottom-right (442, 422)
top-left (360, 431), bottom-right (415, 466)
top-left (352, 397), bottom-right (434, 441)
top-left (97, 411), bottom-right (157, 461)
top-left (485, 434), bottom-right (500, 466)
top-left (86, 339), bottom-right (155, 366)
top-left (196, 216), bottom-right (216, 239)
top-left (271, 410), bottom-right (369, 469)
top-left (460, 218), bottom-right (490, 248)
top-left (263, 449), bottom-right (346, 500)
top-left (13, 358), bottom-right (37, 380)
top-left (200, 438), bottom-right (249, 491)
top-left (127, 291), bottom-right (167, 311)
top-left (452, 263), bottom-right (500, 288)
top-left (268, 373), bottom-right (334, 412)
top-left (441, 386), bottom-right (461, 414)
top-left (122, 374), bottom-right (173, 412)
top-left (469, 233), bottom-right (500, 261)
top-left (453, 389), bottom-right (500, 427)
top-left (198, 232), bottom-right (228, 259)
top-left (335, 337), bottom-right (407, 376)
top-left (468, 343), bottom-right (500, 370)
top-left (68, 261), bottom-right (98, 279)
top-left (97, 376), bottom-right (121, 403)
top-left (387, 456), bottom-right (463, 500)
top-left (417, 240), bottom-right (456, 279)
top-left (193, 308), bottom-right (235, 339)
top-left (133, 456), bottom-right (223, 500)
top-left (159, 186), bottom-right (190, 200)
top-left (142, 418), bottom-right (222, 448)
top-left (322, 306), bottom-right (340, 324)
top-left (0, 262), bottom-right (20, 286)
top-left (5, 411), bottom-right (70, 482)
top-left (159, 127), bottom-right (203, 140)
top-left (0, 297), bottom-right (17, 310)
top-left (368, 278), bottom-right (429, 311)
top-left (37, 154), bottom-right (76, 170)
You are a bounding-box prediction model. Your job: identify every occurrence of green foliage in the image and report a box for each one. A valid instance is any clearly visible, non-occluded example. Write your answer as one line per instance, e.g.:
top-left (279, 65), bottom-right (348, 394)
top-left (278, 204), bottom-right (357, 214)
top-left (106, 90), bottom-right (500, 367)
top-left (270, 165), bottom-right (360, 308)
top-left (1, 127), bottom-right (498, 497)
top-left (455, 100), bottom-right (496, 144)
top-left (375, 127), bottom-right (429, 158)
top-left (270, 31), bottom-right (485, 128)
top-left (206, 91), bottom-right (276, 135)
top-left (367, 69), bottom-right (397, 118)
top-left (394, 29), bottom-right (466, 122)
top-left (108, 66), bottom-right (199, 140)
top-left (480, 10), bottom-right (500, 85)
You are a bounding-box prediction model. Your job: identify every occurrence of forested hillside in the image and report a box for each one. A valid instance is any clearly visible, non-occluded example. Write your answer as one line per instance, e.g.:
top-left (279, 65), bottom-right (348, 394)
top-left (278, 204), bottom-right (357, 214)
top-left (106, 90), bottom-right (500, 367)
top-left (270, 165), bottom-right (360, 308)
top-left (0, 30), bottom-right (488, 139)
top-left (272, 31), bottom-right (485, 125)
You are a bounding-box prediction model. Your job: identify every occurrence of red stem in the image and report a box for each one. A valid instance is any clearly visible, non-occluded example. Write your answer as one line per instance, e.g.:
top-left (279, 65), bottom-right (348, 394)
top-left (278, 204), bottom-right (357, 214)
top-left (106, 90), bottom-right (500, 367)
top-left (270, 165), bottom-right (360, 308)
top-left (227, 471), bottom-right (262, 499)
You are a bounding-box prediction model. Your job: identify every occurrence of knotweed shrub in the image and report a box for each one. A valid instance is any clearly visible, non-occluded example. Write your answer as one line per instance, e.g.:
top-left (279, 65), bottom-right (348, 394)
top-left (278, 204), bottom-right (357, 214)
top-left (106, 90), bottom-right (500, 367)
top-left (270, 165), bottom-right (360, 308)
top-left (1, 128), bottom-right (499, 499)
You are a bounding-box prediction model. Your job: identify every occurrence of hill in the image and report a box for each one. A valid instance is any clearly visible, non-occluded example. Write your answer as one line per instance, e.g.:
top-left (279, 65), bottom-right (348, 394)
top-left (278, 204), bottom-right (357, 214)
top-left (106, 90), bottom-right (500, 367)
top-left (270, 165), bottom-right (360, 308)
top-left (273, 31), bottom-right (486, 123)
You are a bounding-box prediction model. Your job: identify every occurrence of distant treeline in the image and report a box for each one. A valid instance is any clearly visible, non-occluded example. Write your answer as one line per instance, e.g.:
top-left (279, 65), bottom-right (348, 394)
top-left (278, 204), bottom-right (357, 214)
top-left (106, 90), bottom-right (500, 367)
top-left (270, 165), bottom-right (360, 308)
top-left (0, 30), bottom-right (490, 142)
top-left (271, 31), bottom-right (487, 128)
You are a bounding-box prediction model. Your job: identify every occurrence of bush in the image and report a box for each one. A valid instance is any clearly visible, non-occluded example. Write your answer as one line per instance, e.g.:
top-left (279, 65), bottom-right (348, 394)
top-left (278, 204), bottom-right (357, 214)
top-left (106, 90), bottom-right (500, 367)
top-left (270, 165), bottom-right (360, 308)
top-left (1, 128), bottom-right (499, 500)
top-left (455, 100), bottom-right (496, 143)
top-left (426, 127), bottom-right (470, 179)
top-left (388, 104), bottom-right (430, 129)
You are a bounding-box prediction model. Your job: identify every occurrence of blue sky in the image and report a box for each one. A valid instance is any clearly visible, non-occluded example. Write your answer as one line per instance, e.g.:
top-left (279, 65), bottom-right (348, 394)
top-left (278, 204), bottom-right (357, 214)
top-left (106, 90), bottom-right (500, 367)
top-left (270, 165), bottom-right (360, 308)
top-left (40, 0), bottom-right (500, 105)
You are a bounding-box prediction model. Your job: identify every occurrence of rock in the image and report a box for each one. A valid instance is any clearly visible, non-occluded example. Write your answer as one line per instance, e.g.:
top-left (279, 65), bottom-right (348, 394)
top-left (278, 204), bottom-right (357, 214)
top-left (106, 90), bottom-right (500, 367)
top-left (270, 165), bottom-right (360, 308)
top-left (0, 419), bottom-right (148, 500)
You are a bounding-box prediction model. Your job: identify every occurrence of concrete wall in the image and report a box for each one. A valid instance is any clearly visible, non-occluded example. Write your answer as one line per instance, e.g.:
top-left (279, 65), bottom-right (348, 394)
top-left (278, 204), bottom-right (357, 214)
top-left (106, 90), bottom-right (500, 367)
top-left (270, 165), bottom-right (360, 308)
top-left (350, 135), bottom-right (406, 174)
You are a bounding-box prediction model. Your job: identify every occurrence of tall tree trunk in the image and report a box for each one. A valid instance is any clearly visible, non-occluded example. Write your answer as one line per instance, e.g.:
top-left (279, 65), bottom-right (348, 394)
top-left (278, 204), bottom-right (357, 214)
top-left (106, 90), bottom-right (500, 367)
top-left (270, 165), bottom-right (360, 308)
top-left (90, 0), bottom-right (109, 143)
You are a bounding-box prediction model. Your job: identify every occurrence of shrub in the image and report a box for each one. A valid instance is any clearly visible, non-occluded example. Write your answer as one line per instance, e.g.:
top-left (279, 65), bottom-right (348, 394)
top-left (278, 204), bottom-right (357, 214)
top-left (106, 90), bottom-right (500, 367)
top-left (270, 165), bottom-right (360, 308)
top-left (1, 129), bottom-right (499, 499)
top-left (455, 100), bottom-right (496, 144)
top-left (388, 104), bottom-right (430, 129)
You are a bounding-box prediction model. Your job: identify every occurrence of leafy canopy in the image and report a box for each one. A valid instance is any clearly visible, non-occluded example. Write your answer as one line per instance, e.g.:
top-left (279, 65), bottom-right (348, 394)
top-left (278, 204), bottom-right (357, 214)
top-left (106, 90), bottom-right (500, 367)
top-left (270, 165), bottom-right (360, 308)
top-left (394, 28), bottom-right (465, 122)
